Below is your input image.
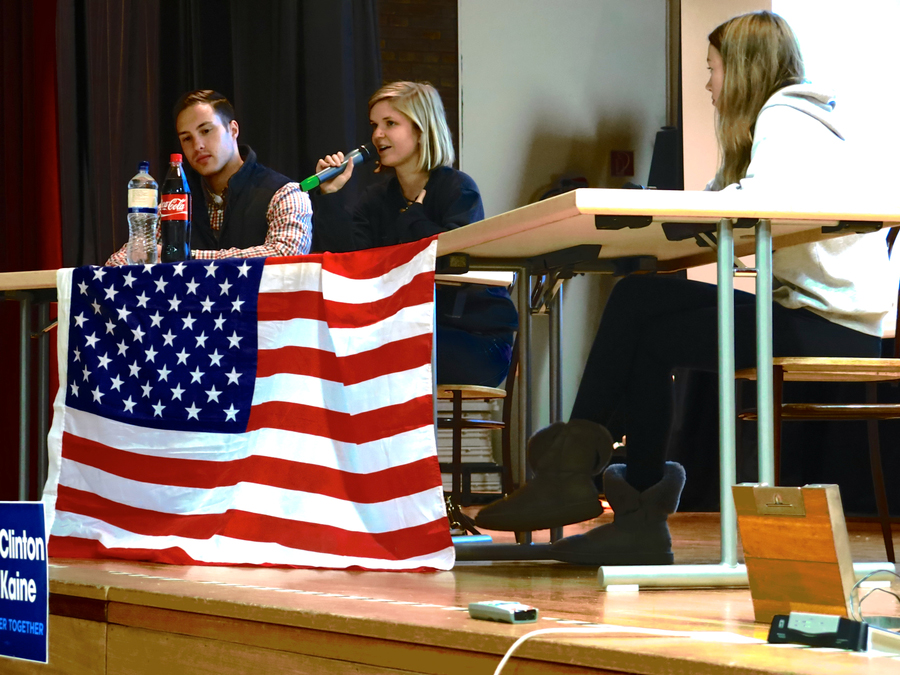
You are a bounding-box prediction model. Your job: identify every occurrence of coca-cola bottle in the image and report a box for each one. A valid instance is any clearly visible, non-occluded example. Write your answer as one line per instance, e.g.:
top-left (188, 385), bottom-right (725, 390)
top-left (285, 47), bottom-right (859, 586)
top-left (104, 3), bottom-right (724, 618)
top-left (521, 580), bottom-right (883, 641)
top-left (159, 153), bottom-right (192, 262)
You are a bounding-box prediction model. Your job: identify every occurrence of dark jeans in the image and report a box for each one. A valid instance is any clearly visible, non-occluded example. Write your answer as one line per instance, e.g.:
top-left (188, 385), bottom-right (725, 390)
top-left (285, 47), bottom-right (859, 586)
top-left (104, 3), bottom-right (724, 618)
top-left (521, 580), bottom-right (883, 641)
top-left (436, 325), bottom-right (513, 387)
top-left (570, 275), bottom-right (881, 491)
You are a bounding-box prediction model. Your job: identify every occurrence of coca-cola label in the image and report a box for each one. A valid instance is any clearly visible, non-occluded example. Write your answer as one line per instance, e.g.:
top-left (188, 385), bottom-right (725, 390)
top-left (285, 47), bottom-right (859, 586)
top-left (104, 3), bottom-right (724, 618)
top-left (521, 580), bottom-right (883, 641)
top-left (160, 195), bottom-right (190, 220)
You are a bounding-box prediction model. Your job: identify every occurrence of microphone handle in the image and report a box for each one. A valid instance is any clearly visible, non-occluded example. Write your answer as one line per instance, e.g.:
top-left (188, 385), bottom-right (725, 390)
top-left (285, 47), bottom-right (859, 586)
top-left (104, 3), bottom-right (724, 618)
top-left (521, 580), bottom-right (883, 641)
top-left (300, 147), bottom-right (367, 192)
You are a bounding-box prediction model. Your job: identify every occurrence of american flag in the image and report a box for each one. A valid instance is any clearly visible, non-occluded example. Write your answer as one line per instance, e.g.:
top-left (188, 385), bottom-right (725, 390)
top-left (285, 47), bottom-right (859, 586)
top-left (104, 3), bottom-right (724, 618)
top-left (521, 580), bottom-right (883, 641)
top-left (42, 238), bottom-right (454, 571)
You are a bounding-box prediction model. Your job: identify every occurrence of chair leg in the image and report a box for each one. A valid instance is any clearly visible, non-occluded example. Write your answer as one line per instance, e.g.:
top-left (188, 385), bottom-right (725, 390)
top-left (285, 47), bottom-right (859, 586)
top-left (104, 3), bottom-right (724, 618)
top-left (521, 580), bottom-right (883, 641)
top-left (866, 382), bottom-right (895, 563)
top-left (451, 391), bottom-right (463, 499)
top-left (735, 378), bottom-right (747, 483)
top-left (462, 470), bottom-right (472, 507)
top-left (446, 391), bottom-right (484, 535)
top-left (500, 335), bottom-right (520, 494)
top-left (500, 423), bottom-right (515, 494)
top-left (773, 364), bottom-right (784, 485)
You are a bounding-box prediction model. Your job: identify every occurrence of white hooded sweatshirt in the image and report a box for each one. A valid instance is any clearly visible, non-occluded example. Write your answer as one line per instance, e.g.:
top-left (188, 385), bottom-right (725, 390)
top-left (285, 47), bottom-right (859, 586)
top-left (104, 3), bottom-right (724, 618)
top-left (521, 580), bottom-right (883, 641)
top-left (720, 84), bottom-right (892, 337)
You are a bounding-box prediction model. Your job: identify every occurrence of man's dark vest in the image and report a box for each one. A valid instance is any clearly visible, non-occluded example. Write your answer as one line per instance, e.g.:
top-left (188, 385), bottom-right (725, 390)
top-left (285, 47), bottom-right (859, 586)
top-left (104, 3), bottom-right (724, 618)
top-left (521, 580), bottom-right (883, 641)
top-left (188, 146), bottom-right (292, 252)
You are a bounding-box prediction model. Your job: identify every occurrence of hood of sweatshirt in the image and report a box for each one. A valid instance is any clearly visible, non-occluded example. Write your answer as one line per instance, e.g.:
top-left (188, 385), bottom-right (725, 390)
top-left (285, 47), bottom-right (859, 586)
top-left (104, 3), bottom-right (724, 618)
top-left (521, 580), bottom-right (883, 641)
top-left (760, 83), bottom-right (844, 140)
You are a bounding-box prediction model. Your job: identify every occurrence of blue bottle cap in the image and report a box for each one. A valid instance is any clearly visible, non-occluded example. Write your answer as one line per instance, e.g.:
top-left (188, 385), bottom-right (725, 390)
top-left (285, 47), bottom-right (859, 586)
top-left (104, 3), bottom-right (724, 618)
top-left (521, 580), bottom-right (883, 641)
top-left (138, 161), bottom-right (150, 173)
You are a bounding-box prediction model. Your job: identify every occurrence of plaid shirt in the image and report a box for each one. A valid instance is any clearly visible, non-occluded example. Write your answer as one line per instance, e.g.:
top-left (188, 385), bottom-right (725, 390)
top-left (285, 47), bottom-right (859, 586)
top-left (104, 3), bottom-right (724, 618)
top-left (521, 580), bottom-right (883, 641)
top-left (107, 182), bottom-right (311, 265)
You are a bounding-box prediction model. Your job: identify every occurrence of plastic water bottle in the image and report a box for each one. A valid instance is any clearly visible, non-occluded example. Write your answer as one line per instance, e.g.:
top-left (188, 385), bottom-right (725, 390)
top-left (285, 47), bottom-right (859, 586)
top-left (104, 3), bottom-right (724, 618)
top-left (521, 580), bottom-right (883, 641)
top-left (126, 161), bottom-right (159, 264)
top-left (159, 154), bottom-right (192, 262)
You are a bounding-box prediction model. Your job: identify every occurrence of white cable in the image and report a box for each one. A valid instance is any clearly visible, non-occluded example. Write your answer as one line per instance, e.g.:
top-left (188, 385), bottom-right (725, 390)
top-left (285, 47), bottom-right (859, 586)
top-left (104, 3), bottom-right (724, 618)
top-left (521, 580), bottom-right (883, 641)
top-left (493, 627), bottom-right (618, 675)
top-left (491, 623), bottom-right (765, 673)
top-left (848, 569), bottom-right (900, 622)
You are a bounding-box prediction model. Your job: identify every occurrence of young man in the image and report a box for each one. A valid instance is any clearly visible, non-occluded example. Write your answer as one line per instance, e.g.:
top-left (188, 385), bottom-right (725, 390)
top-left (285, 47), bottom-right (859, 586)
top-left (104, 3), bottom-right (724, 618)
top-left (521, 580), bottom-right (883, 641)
top-left (107, 90), bottom-right (311, 264)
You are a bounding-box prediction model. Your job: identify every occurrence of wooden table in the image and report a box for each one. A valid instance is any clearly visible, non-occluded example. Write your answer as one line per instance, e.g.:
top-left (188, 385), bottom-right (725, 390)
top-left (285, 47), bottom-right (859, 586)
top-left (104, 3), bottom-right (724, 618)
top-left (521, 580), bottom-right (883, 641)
top-left (5, 187), bottom-right (900, 587)
top-left (436, 187), bottom-right (900, 586)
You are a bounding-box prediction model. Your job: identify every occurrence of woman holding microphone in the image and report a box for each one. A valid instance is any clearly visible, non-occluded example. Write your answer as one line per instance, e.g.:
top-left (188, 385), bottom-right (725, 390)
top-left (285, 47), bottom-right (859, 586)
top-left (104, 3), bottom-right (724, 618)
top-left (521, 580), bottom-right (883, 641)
top-left (312, 81), bottom-right (517, 387)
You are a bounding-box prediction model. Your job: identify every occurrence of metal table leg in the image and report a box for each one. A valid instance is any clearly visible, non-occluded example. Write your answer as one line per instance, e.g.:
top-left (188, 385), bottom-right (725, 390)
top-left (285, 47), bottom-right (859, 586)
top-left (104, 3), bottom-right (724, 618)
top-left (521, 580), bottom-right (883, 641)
top-left (597, 217), bottom-right (897, 587)
top-left (597, 561), bottom-right (896, 587)
top-left (549, 286), bottom-right (565, 543)
top-left (38, 301), bottom-right (50, 492)
top-left (19, 294), bottom-right (32, 501)
top-left (517, 267), bottom-right (531, 486)
top-left (549, 285), bottom-right (563, 423)
top-left (755, 219), bottom-right (775, 485)
top-left (596, 218), bottom-right (741, 586)
top-left (716, 217), bottom-right (738, 566)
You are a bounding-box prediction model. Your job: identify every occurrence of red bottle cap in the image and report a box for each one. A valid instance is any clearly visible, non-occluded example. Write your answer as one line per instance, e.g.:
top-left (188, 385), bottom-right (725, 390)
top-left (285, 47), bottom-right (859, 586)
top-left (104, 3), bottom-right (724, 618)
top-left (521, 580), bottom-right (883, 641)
top-left (170, 153), bottom-right (183, 163)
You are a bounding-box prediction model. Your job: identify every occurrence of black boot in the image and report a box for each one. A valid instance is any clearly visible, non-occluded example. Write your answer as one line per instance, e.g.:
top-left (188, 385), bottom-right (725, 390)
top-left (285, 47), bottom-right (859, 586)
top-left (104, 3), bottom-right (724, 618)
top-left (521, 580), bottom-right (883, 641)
top-left (474, 420), bottom-right (613, 531)
top-left (549, 462), bottom-right (685, 565)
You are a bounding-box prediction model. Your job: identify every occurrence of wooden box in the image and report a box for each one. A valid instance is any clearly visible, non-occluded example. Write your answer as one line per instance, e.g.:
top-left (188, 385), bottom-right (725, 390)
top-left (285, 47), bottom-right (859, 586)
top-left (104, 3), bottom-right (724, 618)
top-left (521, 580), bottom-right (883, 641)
top-left (733, 483), bottom-right (856, 624)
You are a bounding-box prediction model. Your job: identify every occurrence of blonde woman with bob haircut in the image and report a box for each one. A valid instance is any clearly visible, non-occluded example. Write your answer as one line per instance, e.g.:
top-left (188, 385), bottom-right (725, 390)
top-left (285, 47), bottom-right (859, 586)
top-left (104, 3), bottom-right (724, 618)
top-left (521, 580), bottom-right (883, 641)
top-left (477, 11), bottom-right (891, 567)
top-left (370, 81), bottom-right (455, 173)
top-left (312, 81), bottom-right (517, 387)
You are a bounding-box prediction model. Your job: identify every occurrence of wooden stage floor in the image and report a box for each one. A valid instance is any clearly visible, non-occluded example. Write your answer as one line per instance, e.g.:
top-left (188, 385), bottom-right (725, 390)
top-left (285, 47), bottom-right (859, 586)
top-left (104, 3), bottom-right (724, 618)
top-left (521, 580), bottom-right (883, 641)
top-left (8, 513), bottom-right (900, 675)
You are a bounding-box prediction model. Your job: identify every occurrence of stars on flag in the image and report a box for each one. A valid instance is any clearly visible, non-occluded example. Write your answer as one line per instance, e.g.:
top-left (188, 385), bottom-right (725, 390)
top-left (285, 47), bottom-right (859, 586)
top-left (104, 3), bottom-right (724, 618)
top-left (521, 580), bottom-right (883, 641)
top-left (65, 259), bottom-right (264, 433)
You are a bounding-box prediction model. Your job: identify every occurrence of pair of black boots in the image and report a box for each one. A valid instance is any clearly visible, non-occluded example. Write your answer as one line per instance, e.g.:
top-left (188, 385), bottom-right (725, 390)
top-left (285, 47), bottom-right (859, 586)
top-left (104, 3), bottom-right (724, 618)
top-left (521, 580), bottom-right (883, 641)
top-left (474, 420), bottom-right (685, 566)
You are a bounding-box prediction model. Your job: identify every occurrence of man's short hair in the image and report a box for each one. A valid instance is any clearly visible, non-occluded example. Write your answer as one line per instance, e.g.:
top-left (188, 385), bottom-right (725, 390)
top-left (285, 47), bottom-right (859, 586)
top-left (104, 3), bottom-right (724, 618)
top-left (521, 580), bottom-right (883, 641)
top-left (172, 90), bottom-right (236, 125)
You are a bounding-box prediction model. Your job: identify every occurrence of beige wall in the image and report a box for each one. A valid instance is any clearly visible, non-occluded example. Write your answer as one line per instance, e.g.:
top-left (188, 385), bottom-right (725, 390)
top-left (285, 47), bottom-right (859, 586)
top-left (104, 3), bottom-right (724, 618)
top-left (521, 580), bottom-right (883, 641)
top-left (458, 0), bottom-right (668, 430)
top-left (458, 0), bottom-right (668, 218)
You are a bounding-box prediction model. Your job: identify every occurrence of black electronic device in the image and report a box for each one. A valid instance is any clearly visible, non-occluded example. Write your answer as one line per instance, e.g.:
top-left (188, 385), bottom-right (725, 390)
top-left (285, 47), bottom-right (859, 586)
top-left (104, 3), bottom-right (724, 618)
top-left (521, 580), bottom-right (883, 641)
top-left (768, 612), bottom-right (868, 652)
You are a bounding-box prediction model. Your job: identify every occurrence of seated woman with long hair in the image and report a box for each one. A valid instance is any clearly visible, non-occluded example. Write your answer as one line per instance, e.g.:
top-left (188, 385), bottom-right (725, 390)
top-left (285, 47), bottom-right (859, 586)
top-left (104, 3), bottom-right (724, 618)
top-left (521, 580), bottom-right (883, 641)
top-left (476, 11), bottom-right (892, 565)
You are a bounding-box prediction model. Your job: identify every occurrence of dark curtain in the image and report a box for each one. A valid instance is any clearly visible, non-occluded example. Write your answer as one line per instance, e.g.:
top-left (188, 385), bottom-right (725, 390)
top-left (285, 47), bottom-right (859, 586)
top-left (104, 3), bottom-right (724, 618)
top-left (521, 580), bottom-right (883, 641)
top-left (56, 0), bottom-right (160, 267)
top-left (1, 0), bottom-right (64, 500)
top-left (1, 0), bottom-right (63, 272)
top-left (58, 0), bottom-right (381, 267)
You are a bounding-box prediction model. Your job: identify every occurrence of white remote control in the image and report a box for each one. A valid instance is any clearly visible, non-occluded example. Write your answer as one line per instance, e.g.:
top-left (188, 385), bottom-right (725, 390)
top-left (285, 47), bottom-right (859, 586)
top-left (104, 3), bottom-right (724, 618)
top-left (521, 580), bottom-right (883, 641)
top-left (468, 600), bottom-right (539, 624)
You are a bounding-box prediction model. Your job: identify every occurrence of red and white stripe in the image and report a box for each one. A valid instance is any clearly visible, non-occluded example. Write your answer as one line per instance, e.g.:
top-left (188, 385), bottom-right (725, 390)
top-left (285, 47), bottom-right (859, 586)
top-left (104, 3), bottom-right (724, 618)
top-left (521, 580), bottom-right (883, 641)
top-left (43, 238), bottom-right (454, 571)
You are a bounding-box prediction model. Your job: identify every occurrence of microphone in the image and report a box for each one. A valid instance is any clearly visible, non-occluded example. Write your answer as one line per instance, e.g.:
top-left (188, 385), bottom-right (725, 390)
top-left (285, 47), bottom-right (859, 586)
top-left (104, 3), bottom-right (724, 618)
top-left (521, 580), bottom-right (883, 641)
top-left (300, 143), bottom-right (376, 192)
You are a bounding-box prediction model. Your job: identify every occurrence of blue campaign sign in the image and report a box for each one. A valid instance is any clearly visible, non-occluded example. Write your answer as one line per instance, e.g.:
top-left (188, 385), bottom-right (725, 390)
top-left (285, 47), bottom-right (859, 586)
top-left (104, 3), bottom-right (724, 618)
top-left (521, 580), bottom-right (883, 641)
top-left (0, 502), bottom-right (48, 664)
